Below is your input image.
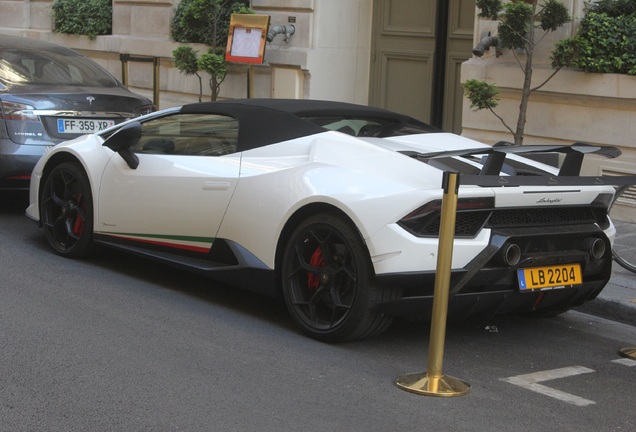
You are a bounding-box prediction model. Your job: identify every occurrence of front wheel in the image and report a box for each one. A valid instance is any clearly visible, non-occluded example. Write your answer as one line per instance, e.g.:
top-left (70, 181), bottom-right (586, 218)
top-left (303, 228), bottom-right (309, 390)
top-left (281, 213), bottom-right (396, 342)
top-left (40, 162), bottom-right (95, 258)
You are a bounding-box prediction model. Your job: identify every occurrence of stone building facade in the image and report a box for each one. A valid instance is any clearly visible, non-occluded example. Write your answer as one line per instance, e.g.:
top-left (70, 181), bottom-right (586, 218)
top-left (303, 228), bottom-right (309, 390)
top-left (0, 0), bottom-right (372, 108)
top-left (1, 0), bottom-right (635, 175)
top-left (463, 0), bottom-right (636, 176)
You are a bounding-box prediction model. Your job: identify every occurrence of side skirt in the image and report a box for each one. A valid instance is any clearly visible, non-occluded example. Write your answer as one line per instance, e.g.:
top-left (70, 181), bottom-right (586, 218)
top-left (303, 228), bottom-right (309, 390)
top-left (93, 235), bottom-right (279, 297)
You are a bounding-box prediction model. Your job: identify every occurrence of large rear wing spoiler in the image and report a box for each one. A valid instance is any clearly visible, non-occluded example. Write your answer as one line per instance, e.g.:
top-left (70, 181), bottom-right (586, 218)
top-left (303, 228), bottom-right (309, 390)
top-left (407, 142), bottom-right (636, 187)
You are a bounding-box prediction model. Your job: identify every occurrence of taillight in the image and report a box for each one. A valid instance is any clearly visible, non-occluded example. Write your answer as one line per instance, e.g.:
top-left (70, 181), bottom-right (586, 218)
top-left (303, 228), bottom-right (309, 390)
top-left (398, 197), bottom-right (495, 237)
top-left (0, 100), bottom-right (38, 121)
top-left (0, 100), bottom-right (49, 144)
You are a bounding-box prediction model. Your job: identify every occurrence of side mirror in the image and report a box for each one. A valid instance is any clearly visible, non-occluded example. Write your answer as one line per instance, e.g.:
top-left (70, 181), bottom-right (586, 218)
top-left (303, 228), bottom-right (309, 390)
top-left (103, 121), bottom-right (141, 169)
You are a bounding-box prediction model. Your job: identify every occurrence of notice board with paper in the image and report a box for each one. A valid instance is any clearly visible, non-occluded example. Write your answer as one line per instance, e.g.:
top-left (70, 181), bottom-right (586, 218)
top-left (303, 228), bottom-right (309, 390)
top-left (225, 14), bottom-right (270, 64)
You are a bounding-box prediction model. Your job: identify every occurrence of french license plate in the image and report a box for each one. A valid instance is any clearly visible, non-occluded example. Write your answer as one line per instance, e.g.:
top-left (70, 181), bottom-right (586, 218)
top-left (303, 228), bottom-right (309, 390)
top-left (517, 264), bottom-right (582, 291)
top-left (57, 118), bottom-right (115, 134)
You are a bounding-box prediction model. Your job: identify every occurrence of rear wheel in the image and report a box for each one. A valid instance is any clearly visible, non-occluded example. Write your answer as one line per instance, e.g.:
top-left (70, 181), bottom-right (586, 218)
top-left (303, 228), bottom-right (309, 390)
top-left (40, 162), bottom-right (94, 258)
top-left (281, 213), bottom-right (396, 342)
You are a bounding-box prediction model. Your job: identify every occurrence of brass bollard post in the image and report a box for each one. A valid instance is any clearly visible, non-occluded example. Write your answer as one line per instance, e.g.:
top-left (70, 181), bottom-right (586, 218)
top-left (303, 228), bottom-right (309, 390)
top-left (395, 171), bottom-right (470, 397)
top-left (153, 57), bottom-right (160, 108)
top-left (120, 55), bottom-right (129, 87)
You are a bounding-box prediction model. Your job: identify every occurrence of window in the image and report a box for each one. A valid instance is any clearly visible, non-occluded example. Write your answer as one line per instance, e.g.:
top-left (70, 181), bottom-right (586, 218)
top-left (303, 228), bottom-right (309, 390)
top-left (0, 48), bottom-right (117, 87)
top-left (133, 113), bottom-right (238, 156)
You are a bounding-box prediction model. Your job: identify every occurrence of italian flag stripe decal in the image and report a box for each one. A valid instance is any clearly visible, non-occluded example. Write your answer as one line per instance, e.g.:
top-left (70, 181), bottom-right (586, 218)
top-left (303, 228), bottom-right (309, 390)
top-left (98, 232), bottom-right (214, 253)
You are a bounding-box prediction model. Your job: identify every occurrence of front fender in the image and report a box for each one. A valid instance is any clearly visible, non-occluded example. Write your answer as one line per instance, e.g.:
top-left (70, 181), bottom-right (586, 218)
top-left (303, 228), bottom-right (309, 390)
top-left (26, 135), bottom-right (114, 225)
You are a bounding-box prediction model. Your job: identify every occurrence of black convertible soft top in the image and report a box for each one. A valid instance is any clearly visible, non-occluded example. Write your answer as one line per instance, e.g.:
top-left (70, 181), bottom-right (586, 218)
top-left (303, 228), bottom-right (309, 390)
top-left (180, 99), bottom-right (434, 151)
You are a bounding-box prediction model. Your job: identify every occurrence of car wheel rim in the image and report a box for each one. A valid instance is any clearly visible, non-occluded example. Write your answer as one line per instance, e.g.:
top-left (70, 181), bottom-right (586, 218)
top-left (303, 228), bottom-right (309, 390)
top-left (286, 223), bottom-right (357, 331)
top-left (42, 168), bottom-right (87, 252)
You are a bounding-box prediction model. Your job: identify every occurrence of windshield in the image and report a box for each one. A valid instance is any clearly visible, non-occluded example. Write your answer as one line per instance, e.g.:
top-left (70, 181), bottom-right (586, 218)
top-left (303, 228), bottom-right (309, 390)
top-left (0, 47), bottom-right (118, 87)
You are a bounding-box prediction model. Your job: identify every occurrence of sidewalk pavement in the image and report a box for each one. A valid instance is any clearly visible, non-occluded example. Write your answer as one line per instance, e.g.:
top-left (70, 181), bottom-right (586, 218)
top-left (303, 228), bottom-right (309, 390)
top-left (575, 262), bottom-right (636, 327)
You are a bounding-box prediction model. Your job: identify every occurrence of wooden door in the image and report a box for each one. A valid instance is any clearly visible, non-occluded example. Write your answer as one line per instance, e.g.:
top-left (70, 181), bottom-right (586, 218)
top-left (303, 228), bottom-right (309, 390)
top-left (442, 0), bottom-right (476, 133)
top-left (370, 0), bottom-right (437, 124)
top-left (370, 0), bottom-right (475, 133)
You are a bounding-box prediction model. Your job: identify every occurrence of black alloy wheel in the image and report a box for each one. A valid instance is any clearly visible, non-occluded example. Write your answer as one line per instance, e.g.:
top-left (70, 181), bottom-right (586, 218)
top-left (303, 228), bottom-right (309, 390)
top-left (281, 213), bottom-right (395, 342)
top-left (40, 162), bottom-right (94, 258)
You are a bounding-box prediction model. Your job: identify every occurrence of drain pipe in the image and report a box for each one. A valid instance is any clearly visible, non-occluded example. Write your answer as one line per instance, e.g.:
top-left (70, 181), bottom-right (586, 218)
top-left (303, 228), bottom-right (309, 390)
top-left (267, 25), bottom-right (296, 43)
top-left (473, 35), bottom-right (500, 57)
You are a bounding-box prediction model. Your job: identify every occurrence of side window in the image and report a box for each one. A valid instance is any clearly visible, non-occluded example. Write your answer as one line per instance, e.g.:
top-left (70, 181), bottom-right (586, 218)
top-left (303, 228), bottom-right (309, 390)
top-left (133, 113), bottom-right (238, 156)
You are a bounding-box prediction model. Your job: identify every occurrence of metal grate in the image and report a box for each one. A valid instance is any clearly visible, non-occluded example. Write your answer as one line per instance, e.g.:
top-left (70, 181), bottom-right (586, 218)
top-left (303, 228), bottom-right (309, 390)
top-left (486, 207), bottom-right (597, 228)
top-left (404, 206), bottom-right (601, 238)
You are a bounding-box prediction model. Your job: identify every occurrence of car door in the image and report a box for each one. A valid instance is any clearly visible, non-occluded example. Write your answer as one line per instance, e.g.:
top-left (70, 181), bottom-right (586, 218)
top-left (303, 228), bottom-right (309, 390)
top-left (96, 112), bottom-right (240, 253)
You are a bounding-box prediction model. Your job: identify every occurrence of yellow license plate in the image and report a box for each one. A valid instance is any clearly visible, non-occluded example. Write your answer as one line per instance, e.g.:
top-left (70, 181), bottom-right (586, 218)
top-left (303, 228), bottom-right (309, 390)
top-left (517, 264), bottom-right (582, 291)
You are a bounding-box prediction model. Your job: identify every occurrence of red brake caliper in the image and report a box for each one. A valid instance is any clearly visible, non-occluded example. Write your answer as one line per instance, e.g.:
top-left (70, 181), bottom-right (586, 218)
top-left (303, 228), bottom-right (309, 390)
top-left (307, 247), bottom-right (324, 290)
top-left (72, 193), bottom-right (84, 236)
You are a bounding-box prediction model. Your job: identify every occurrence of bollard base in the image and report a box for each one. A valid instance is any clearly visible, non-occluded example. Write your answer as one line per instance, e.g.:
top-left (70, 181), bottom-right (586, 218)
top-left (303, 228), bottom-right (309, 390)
top-left (619, 347), bottom-right (636, 360)
top-left (395, 372), bottom-right (470, 397)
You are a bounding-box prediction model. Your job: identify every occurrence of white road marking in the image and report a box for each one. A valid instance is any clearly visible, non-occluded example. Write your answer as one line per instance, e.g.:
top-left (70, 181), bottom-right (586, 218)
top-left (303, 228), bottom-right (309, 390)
top-left (501, 366), bottom-right (596, 407)
top-left (612, 358), bottom-right (636, 367)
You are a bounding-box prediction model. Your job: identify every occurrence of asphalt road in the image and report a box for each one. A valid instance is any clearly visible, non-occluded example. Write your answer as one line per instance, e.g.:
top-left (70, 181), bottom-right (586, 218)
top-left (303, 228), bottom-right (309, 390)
top-left (1, 191), bottom-right (635, 432)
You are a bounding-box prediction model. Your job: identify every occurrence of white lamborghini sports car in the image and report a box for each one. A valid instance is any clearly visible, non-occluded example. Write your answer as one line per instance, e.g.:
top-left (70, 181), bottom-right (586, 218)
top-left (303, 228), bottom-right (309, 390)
top-left (26, 99), bottom-right (628, 341)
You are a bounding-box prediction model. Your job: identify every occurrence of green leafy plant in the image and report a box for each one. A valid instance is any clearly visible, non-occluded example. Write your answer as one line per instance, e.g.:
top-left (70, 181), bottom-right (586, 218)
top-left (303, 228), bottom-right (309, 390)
top-left (463, 80), bottom-right (501, 109)
top-left (465, 0), bottom-right (570, 145)
top-left (198, 48), bottom-right (228, 101)
top-left (553, 1), bottom-right (636, 75)
top-left (52, 0), bottom-right (112, 40)
top-left (171, 0), bottom-right (251, 48)
top-left (586, 0), bottom-right (636, 16)
top-left (173, 46), bottom-right (204, 102)
top-left (171, 0), bottom-right (251, 101)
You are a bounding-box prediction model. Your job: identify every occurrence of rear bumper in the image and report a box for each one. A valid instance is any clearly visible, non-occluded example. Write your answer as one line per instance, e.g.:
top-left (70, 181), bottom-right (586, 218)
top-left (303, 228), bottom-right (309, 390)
top-left (377, 277), bottom-right (608, 320)
top-left (375, 224), bottom-right (612, 319)
top-left (0, 139), bottom-right (46, 190)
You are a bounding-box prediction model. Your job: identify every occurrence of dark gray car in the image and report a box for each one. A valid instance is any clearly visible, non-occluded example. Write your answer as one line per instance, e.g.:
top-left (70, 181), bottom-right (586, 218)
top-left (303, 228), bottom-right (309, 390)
top-left (0, 34), bottom-right (155, 190)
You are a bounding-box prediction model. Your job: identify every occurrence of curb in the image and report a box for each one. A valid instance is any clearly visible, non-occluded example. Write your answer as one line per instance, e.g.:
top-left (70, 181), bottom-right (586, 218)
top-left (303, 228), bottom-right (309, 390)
top-left (574, 298), bottom-right (636, 327)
